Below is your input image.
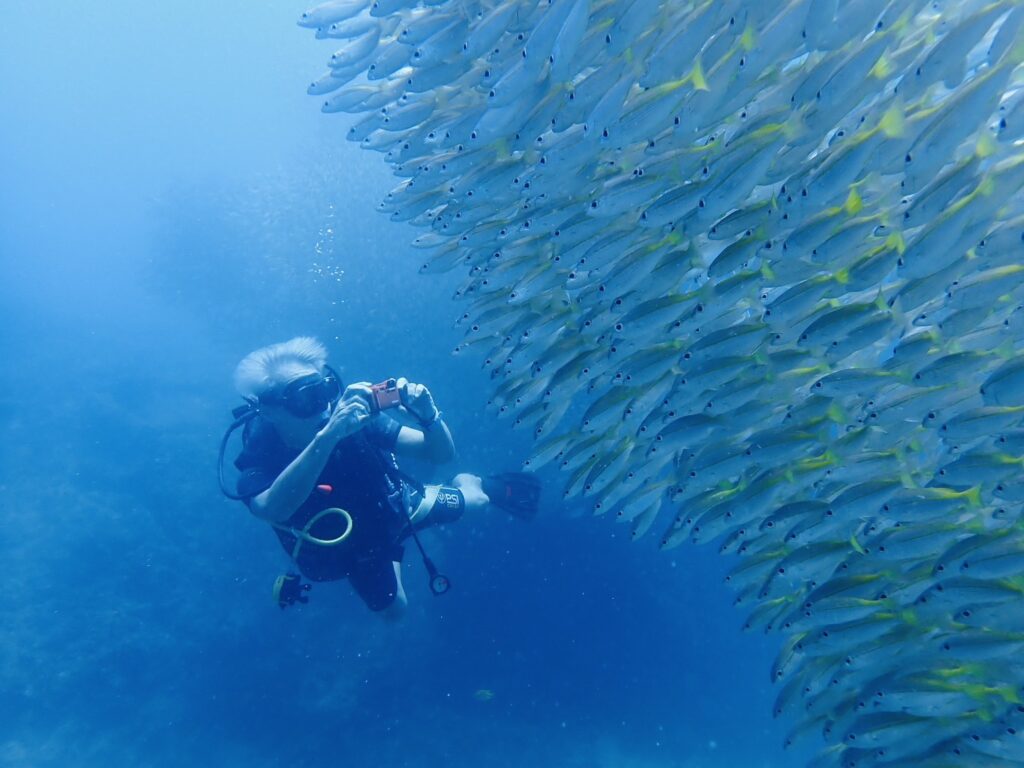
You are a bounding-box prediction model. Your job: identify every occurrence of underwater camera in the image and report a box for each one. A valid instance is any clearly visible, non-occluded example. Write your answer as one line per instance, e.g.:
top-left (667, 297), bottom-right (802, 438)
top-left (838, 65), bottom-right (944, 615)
top-left (370, 378), bottom-right (402, 412)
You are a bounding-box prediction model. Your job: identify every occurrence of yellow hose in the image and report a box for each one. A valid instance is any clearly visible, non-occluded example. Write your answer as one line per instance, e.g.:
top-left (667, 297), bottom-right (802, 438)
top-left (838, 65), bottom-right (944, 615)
top-left (275, 507), bottom-right (354, 560)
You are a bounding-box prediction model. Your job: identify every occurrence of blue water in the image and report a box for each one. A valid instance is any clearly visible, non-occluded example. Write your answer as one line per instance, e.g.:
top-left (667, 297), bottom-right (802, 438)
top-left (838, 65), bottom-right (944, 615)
top-left (2, 2), bottom-right (809, 766)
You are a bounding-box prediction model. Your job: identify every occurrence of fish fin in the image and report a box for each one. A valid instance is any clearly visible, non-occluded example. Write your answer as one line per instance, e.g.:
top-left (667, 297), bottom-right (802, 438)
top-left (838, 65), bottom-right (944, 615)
top-left (781, 112), bottom-right (805, 142)
top-left (996, 339), bottom-right (1016, 359)
top-left (844, 187), bottom-right (863, 215)
top-left (878, 102), bottom-right (906, 139)
top-left (870, 53), bottom-right (893, 80)
top-left (976, 174), bottom-right (997, 197)
top-left (960, 484), bottom-right (980, 508)
top-left (826, 404), bottom-right (846, 424)
top-left (664, 229), bottom-right (684, 246)
top-left (657, 76), bottom-right (689, 96)
top-left (885, 230), bottom-right (906, 254)
top-left (976, 130), bottom-right (998, 159)
top-left (740, 23), bottom-right (756, 51)
top-left (849, 534), bottom-right (866, 555)
top-left (889, 7), bottom-right (914, 35)
top-left (1004, 36), bottom-right (1024, 67)
top-left (690, 57), bottom-right (709, 91)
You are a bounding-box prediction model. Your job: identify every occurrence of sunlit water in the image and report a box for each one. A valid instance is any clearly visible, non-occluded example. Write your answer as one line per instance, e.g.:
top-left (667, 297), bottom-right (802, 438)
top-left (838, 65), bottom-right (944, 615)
top-left (1, 2), bottom-right (808, 765)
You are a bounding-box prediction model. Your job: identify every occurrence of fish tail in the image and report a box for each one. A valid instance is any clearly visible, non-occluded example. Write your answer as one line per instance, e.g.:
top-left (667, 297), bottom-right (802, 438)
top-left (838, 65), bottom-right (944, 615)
top-left (690, 56), bottom-right (709, 92)
top-left (849, 533), bottom-right (866, 555)
top-left (885, 230), bottom-right (906, 254)
top-left (844, 187), bottom-right (863, 214)
top-left (962, 487), bottom-right (978, 512)
top-left (878, 102), bottom-right (906, 139)
top-left (870, 53), bottom-right (893, 80)
top-left (740, 20), bottom-right (757, 51)
top-left (976, 130), bottom-right (998, 159)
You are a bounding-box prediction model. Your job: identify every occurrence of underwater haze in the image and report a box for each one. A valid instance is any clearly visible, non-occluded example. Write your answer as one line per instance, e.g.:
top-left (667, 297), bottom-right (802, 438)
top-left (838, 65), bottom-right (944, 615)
top-left (0, 2), bottom-right (793, 767)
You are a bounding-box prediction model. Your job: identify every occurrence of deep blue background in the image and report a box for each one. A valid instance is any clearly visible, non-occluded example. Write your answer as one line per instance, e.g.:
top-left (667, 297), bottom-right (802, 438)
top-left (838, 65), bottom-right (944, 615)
top-left (1, 2), bottom-right (808, 765)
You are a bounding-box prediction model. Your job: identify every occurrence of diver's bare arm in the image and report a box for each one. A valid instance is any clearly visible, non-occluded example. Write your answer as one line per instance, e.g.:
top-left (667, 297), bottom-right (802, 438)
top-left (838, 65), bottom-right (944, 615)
top-left (422, 418), bottom-right (455, 463)
top-left (395, 420), bottom-right (455, 464)
top-left (249, 398), bottom-right (369, 523)
top-left (249, 431), bottom-right (339, 523)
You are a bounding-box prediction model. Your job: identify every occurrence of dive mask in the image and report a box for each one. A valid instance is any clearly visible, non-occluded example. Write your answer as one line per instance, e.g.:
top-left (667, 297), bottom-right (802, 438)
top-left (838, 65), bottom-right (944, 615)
top-left (261, 370), bottom-right (341, 418)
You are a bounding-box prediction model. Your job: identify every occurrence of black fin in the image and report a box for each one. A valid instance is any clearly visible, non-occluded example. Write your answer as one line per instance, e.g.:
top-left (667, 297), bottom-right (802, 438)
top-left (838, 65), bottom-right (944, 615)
top-left (481, 472), bottom-right (541, 520)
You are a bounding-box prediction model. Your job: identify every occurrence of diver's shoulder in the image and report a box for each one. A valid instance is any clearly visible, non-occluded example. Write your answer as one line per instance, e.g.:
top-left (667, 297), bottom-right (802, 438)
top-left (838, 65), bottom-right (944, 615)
top-left (238, 416), bottom-right (286, 463)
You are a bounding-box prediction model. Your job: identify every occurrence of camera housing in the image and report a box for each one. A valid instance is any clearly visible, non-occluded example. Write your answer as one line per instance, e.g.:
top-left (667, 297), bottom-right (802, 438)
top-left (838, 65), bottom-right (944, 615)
top-left (370, 378), bottom-right (402, 412)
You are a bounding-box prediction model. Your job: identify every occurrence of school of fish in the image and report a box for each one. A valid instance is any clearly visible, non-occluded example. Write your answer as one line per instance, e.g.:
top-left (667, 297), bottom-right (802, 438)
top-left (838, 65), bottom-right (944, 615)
top-left (299, 0), bottom-right (1024, 764)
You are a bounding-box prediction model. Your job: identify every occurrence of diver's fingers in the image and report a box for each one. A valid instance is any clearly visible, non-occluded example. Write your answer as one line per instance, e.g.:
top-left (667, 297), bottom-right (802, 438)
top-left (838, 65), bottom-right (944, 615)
top-left (330, 396), bottom-right (368, 424)
top-left (344, 381), bottom-right (373, 401)
top-left (325, 399), bottom-right (369, 438)
top-left (343, 398), bottom-right (370, 420)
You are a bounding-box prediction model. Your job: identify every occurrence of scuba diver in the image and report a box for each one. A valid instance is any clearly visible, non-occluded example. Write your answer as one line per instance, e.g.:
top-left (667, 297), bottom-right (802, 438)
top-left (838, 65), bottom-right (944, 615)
top-left (218, 336), bottom-right (540, 620)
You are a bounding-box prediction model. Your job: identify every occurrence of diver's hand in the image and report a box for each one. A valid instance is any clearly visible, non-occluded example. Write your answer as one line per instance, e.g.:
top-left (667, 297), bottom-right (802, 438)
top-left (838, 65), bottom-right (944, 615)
top-left (398, 377), bottom-right (440, 426)
top-left (318, 386), bottom-right (371, 443)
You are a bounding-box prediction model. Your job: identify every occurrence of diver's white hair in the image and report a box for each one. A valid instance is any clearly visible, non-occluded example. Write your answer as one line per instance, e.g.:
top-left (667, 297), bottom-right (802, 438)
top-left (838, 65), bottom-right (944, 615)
top-left (234, 336), bottom-right (328, 398)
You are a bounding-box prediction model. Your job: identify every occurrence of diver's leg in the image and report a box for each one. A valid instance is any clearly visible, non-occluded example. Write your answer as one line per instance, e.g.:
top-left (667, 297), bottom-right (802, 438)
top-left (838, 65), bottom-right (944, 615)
top-left (452, 473), bottom-right (489, 512)
top-left (405, 474), bottom-right (489, 529)
top-left (409, 481), bottom-right (473, 526)
top-left (381, 562), bottom-right (407, 622)
top-left (349, 556), bottom-right (407, 620)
